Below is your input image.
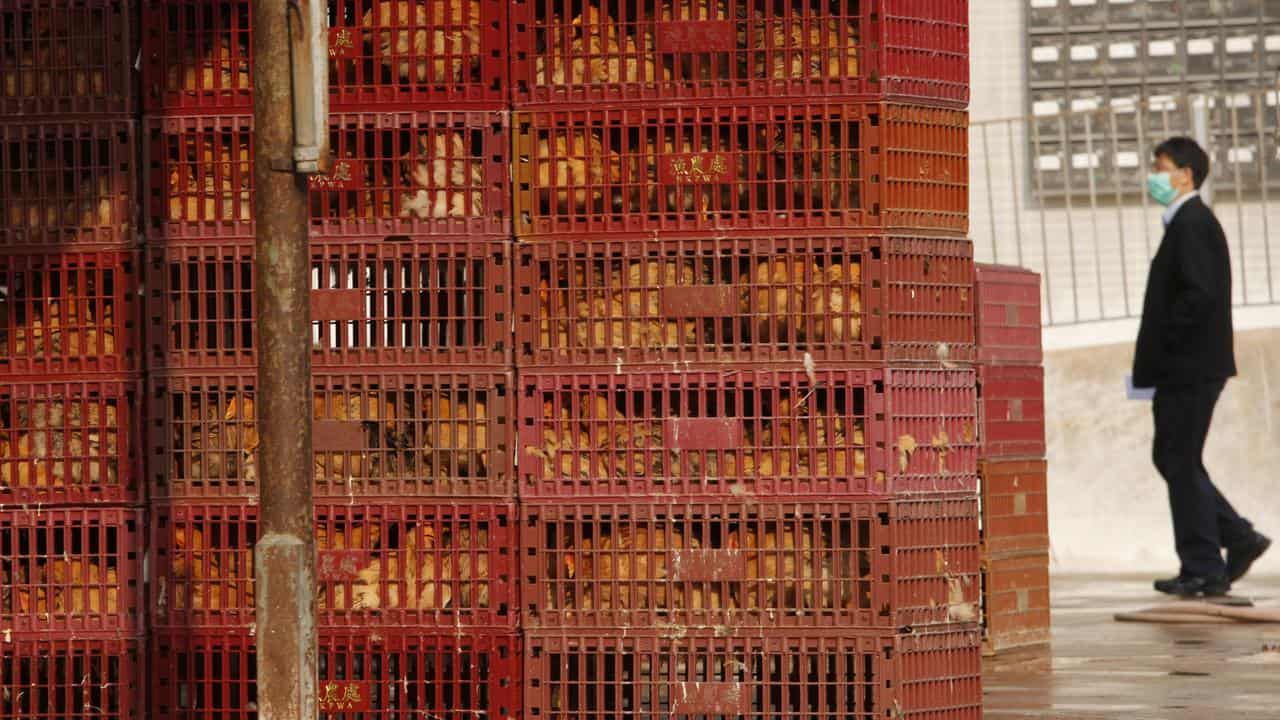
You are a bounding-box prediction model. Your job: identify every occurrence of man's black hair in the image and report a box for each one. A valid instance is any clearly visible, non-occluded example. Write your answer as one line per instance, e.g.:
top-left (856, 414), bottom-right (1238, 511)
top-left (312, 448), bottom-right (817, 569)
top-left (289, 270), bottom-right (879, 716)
top-left (1154, 136), bottom-right (1210, 189)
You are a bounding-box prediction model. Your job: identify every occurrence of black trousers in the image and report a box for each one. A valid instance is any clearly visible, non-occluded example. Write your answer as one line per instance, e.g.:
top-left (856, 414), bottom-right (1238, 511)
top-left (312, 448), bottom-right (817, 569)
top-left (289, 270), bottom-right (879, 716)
top-left (1152, 380), bottom-right (1253, 578)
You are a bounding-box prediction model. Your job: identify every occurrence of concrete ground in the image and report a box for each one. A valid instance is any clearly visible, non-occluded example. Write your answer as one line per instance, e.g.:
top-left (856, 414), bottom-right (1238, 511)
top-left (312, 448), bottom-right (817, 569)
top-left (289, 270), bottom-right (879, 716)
top-left (983, 575), bottom-right (1280, 720)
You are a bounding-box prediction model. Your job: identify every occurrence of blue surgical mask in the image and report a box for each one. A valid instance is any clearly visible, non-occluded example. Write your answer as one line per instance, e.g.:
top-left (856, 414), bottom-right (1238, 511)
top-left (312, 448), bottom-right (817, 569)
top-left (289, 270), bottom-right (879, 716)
top-left (1147, 172), bottom-right (1177, 206)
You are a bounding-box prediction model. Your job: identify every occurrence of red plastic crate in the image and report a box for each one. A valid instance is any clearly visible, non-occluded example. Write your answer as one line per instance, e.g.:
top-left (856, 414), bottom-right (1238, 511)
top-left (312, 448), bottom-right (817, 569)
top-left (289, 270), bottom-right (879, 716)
top-left (146, 370), bottom-right (513, 500)
top-left (150, 627), bottom-right (521, 720)
top-left (150, 500), bottom-right (515, 629)
top-left (0, 507), bottom-right (142, 634)
top-left (518, 367), bottom-right (977, 498)
top-left (0, 1), bottom-right (135, 116)
top-left (521, 496), bottom-right (980, 631)
top-left (143, 112), bottom-right (509, 241)
top-left (510, 0), bottom-right (968, 107)
top-left (0, 251), bottom-right (140, 375)
top-left (1, 634), bottom-right (141, 720)
top-left (977, 364), bottom-right (1046, 460)
top-left (0, 121), bottom-right (135, 248)
top-left (513, 103), bottom-right (968, 237)
top-left (0, 377), bottom-right (142, 506)
top-left (981, 550), bottom-right (1050, 655)
top-left (515, 233), bottom-right (974, 367)
top-left (145, 237), bottom-right (511, 370)
top-left (974, 263), bottom-right (1042, 366)
top-left (140, 0), bottom-right (508, 113)
top-left (979, 458), bottom-right (1049, 556)
top-left (525, 628), bottom-right (982, 720)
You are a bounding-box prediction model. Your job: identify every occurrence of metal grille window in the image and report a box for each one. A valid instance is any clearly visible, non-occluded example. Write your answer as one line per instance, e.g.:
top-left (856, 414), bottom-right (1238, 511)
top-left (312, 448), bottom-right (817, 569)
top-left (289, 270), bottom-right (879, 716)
top-left (1027, 0), bottom-right (1280, 200)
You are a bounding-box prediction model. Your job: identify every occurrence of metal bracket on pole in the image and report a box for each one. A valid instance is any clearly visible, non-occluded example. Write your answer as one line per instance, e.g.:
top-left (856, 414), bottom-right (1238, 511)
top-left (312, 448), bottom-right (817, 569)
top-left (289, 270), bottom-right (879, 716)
top-left (289, 0), bottom-right (330, 175)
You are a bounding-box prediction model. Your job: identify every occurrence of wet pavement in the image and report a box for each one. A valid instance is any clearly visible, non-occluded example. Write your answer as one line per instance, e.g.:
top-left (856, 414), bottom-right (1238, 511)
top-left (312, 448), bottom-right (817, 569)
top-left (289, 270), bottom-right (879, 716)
top-left (982, 575), bottom-right (1280, 720)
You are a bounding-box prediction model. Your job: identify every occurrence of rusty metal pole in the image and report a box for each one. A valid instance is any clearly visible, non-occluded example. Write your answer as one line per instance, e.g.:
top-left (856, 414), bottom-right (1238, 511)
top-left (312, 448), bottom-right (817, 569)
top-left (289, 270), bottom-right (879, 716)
top-left (252, 1), bottom-right (319, 718)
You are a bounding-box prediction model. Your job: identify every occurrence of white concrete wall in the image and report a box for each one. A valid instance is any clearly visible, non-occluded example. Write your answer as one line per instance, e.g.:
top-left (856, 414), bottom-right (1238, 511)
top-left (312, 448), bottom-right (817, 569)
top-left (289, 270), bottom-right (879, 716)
top-left (1044, 328), bottom-right (1280, 578)
top-left (969, 3), bottom-right (1280, 578)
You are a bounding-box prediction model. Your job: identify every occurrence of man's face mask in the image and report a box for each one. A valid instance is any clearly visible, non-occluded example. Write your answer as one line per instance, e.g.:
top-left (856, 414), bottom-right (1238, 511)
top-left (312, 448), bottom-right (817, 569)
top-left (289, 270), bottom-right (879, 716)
top-left (1147, 171), bottom-right (1178, 206)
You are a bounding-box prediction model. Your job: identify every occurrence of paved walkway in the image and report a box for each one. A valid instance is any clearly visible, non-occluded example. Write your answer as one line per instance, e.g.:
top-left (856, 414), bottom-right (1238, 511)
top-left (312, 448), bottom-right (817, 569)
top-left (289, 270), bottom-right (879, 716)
top-left (983, 575), bottom-right (1280, 720)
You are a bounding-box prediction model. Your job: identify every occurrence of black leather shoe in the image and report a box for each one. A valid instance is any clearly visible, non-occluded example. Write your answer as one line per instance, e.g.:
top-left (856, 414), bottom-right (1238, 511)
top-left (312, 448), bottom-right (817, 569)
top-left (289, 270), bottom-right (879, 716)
top-left (1227, 532), bottom-right (1271, 582)
top-left (1153, 575), bottom-right (1230, 598)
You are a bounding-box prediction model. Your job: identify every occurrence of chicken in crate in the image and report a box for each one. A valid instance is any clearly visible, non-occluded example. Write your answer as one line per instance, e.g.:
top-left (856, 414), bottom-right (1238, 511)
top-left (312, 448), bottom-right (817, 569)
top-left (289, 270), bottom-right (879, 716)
top-left (146, 111), bottom-right (508, 239)
top-left (0, 379), bottom-right (141, 506)
top-left (520, 368), bottom-right (978, 498)
top-left (0, 1), bottom-right (134, 115)
top-left (0, 121), bottom-right (134, 248)
top-left (0, 251), bottom-right (140, 375)
top-left (150, 501), bottom-right (515, 628)
top-left (0, 508), bottom-right (142, 634)
top-left (520, 369), bottom-right (871, 498)
top-left (511, 0), bottom-right (864, 104)
top-left (518, 233), bottom-right (975, 366)
top-left (514, 103), bottom-right (968, 236)
top-left (148, 371), bottom-right (512, 499)
top-left (523, 496), bottom-right (981, 630)
top-left (141, 0), bottom-right (507, 112)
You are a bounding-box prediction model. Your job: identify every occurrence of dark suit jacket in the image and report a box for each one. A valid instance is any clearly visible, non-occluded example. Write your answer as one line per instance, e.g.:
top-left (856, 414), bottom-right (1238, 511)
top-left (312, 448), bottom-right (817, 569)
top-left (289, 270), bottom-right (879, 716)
top-left (1132, 195), bottom-right (1237, 388)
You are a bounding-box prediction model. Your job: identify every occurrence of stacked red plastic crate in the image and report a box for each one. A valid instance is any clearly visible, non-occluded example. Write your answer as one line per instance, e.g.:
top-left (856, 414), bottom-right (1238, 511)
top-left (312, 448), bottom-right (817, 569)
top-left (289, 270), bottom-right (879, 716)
top-left (0, 2), bottom-right (143, 716)
top-left (974, 263), bottom-right (1050, 655)
top-left (139, 2), bottom-right (518, 717)
top-left (512, 2), bottom-right (980, 718)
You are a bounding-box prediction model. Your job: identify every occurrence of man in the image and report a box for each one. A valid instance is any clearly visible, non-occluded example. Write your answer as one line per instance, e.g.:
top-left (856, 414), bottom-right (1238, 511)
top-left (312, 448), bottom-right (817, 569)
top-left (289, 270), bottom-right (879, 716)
top-left (1133, 137), bottom-right (1270, 598)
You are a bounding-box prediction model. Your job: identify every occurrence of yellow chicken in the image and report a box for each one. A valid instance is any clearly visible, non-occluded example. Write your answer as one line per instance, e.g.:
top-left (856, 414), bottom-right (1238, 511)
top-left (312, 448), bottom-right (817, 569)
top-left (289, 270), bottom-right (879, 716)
top-left (534, 128), bottom-right (625, 214)
top-left (741, 258), bottom-right (810, 343)
top-left (739, 522), bottom-right (844, 611)
top-left (312, 392), bottom-right (402, 483)
top-left (400, 130), bottom-right (484, 219)
top-left (185, 393), bottom-right (258, 483)
top-left (0, 399), bottom-right (118, 489)
top-left (2, 12), bottom-right (106, 100)
top-left (570, 526), bottom-right (724, 611)
top-left (810, 262), bottom-right (862, 343)
top-left (166, 33), bottom-right (250, 93)
top-left (536, 6), bottom-right (666, 86)
top-left (13, 296), bottom-right (116, 358)
top-left (168, 525), bottom-right (252, 612)
top-left (570, 260), bottom-right (699, 350)
top-left (168, 138), bottom-right (252, 223)
top-left (754, 14), bottom-right (860, 79)
top-left (362, 0), bottom-right (481, 84)
top-left (10, 560), bottom-right (119, 615)
top-left (420, 392), bottom-right (490, 481)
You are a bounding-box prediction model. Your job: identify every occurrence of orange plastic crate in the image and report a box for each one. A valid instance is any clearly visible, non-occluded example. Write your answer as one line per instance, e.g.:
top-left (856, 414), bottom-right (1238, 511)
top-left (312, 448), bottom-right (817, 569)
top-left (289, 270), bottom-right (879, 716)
top-left (0, 121), bottom-right (135, 248)
top-left (510, 0), bottom-right (968, 107)
top-left (150, 500), bottom-right (516, 629)
top-left (145, 237), bottom-right (511, 370)
top-left (521, 496), bottom-right (980, 631)
top-left (140, 0), bottom-right (509, 112)
top-left (147, 369), bottom-right (513, 500)
top-left (981, 550), bottom-right (1050, 655)
top-left (0, 1), bottom-right (135, 116)
top-left (979, 458), bottom-right (1049, 556)
top-left (515, 233), bottom-right (974, 367)
top-left (513, 102), bottom-right (968, 237)
top-left (144, 112), bottom-right (509, 240)
top-left (525, 628), bottom-right (982, 720)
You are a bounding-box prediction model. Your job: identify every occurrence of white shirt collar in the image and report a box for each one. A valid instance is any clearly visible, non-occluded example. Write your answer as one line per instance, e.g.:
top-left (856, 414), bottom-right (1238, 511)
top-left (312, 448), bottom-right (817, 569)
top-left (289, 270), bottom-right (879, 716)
top-left (1162, 190), bottom-right (1199, 226)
